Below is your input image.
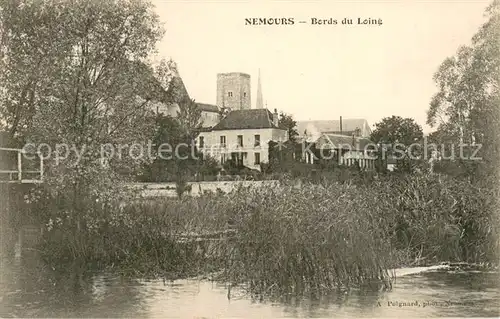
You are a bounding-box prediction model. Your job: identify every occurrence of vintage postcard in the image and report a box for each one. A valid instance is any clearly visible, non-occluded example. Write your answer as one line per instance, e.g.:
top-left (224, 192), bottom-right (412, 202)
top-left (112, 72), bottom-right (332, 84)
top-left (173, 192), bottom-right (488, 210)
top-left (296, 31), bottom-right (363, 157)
top-left (0, 0), bottom-right (499, 318)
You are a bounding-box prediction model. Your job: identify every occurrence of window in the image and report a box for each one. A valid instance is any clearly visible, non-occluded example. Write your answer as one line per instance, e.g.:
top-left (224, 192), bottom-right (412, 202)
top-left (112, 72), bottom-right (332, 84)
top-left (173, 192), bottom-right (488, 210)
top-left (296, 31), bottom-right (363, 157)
top-left (237, 135), bottom-right (243, 147)
top-left (220, 136), bottom-right (226, 147)
top-left (243, 92), bottom-right (247, 98)
top-left (199, 136), bottom-right (204, 148)
top-left (228, 91), bottom-right (233, 97)
top-left (254, 134), bottom-right (260, 147)
top-left (254, 152), bottom-right (260, 165)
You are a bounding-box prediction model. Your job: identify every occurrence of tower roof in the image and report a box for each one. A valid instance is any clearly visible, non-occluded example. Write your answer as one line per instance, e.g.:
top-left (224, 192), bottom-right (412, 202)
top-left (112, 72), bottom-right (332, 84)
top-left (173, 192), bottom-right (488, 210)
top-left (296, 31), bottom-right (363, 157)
top-left (217, 72), bottom-right (250, 77)
top-left (128, 60), bottom-right (190, 105)
top-left (166, 76), bottom-right (190, 103)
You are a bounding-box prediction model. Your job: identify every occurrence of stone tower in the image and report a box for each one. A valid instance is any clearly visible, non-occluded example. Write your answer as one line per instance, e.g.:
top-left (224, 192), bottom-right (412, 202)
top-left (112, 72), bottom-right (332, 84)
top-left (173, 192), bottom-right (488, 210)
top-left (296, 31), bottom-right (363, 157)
top-left (216, 72), bottom-right (251, 110)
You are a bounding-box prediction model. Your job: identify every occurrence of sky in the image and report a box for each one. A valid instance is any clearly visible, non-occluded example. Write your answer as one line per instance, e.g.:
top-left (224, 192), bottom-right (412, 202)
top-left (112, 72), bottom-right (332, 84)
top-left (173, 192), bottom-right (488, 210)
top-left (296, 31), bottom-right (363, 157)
top-left (151, 0), bottom-right (491, 133)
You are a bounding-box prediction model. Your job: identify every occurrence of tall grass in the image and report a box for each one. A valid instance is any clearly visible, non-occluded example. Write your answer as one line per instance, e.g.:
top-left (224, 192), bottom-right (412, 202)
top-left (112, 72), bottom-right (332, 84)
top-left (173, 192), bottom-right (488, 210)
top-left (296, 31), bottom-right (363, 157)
top-left (385, 174), bottom-right (499, 264)
top-left (39, 196), bottom-right (230, 277)
top-left (218, 174), bottom-right (499, 296)
top-left (34, 172), bottom-right (499, 296)
top-left (218, 180), bottom-right (395, 297)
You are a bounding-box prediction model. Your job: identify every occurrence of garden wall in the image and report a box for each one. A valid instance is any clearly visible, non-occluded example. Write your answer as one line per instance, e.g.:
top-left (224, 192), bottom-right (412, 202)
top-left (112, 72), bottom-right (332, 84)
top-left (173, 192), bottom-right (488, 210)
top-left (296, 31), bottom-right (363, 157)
top-left (127, 180), bottom-right (280, 198)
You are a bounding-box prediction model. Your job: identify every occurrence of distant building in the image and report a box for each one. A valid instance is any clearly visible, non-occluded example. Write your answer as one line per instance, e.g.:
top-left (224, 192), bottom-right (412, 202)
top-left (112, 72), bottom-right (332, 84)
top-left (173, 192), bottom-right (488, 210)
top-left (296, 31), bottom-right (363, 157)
top-left (297, 119), bottom-right (372, 142)
top-left (216, 72), bottom-right (251, 110)
top-left (148, 60), bottom-right (221, 128)
top-left (197, 70), bottom-right (286, 171)
top-left (197, 108), bottom-right (287, 171)
top-left (312, 133), bottom-right (377, 169)
top-left (296, 118), bottom-right (376, 168)
top-left (197, 103), bottom-right (221, 128)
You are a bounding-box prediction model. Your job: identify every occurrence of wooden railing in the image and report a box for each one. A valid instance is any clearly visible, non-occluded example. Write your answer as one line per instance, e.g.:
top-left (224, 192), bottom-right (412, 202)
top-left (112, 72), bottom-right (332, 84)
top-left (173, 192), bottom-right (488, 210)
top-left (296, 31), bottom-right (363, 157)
top-left (0, 147), bottom-right (43, 184)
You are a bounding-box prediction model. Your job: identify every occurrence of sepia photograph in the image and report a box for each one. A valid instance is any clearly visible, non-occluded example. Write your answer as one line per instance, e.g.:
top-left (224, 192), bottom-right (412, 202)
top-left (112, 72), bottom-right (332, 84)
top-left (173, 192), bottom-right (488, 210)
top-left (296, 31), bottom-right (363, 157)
top-left (0, 0), bottom-right (499, 317)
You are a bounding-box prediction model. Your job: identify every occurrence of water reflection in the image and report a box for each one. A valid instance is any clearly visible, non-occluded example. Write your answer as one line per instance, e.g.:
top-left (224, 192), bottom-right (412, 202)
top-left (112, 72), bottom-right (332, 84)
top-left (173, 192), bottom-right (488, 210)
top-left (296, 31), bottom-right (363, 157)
top-left (1, 254), bottom-right (499, 318)
top-left (0, 258), bottom-right (147, 317)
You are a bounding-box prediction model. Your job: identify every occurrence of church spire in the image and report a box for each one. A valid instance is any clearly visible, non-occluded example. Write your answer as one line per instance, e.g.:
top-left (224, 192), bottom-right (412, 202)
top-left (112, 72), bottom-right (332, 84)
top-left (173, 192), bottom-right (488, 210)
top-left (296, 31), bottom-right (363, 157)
top-left (256, 68), bottom-right (264, 109)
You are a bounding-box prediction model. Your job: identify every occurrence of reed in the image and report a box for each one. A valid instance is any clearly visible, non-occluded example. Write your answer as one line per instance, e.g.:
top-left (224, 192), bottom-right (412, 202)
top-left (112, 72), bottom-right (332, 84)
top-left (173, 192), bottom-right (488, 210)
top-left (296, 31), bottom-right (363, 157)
top-left (36, 172), bottom-right (499, 296)
top-left (39, 195), bottom-right (230, 277)
top-left (220, 181), bottom-right (395, 297)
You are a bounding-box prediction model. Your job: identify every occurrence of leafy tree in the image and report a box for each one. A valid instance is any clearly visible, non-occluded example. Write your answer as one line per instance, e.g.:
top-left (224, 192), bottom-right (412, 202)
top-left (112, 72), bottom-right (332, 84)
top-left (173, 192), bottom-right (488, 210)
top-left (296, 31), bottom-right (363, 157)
top-left (371, 116), bottom-right (424, 146)
top-left (0, 0), bottom-right (165, 231)
top-left (154, 58), bottom-right (181, 100)
top-left (0, 0), bottom-right (68, 141)
top-left (370, 116), bottom-right (424, 172)
top-left (140, 59), bottom-right (206, 188)
top-left (427, 1), bottom-right (499, 179)
top-left (270, 111), bottom-right (302, 167)
top-left (177, 97), bottom-right (203, 141)
top-left (142, 106), bottom-right (208, 185)
top-left (278, 111), bottom-right (299, 143)
top-left (141, 115), bottom-right (182, 182)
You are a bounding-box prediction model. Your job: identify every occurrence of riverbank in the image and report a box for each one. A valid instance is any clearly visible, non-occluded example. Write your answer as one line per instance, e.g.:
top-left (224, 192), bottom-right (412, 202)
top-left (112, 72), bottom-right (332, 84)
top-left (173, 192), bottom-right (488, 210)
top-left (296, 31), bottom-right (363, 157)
top-left (32, 173), bottom-right (500, 297)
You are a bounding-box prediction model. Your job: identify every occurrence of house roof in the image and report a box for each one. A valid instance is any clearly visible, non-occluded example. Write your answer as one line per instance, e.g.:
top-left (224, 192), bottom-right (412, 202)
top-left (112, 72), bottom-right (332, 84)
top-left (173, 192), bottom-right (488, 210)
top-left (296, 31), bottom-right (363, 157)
top-left (316, 134), bottom-right (375, 151)
top-left (212, 109), bottom-right (279, 130)
top-left (297, 119), bottom-right (370, 136)
top-left (196, 103), bottom-right (219, 113)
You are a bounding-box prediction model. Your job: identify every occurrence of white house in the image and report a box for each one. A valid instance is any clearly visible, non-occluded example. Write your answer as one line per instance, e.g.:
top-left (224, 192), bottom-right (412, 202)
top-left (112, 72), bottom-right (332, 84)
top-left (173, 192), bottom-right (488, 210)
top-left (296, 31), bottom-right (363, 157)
top-left (303, 133), bottom-right (378, 169)
top-left (197, 108), bottom-right (288, 171)
top-left (197, 103), bottom-right (221, 128)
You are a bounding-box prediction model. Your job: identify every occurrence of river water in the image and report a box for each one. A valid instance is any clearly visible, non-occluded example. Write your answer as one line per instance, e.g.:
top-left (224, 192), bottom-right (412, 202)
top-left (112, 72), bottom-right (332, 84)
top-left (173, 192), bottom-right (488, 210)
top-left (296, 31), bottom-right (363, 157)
top-left (0, 256), bottom-right (499, 318)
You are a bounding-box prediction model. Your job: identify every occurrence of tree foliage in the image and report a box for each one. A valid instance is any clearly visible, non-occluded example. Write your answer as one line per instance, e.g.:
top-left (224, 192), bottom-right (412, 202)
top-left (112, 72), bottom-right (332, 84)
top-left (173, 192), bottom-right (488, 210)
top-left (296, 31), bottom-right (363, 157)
top-left (140, 110), bottom-right (218, 185)
top-left (370, 116), bottom-right (424, 173)
top-left (0, 0), bottom-right (167, 228)
top-left (141, 114), bottom-right (196, 182)
top-left (278, 111), bottom-right (299, 143)
top-left (427, 0), bottom-right (499, 178)
top-left (370, 116), bottom-right (423, 146)
top-left (177, 97), bottom-right (203, 141)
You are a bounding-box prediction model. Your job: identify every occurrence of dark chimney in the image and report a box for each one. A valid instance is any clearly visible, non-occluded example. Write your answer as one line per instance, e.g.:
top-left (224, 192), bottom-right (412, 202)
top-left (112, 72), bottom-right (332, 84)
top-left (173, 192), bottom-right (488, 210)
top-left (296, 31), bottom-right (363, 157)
top-left (340, 116), bottom-right (343, 135)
